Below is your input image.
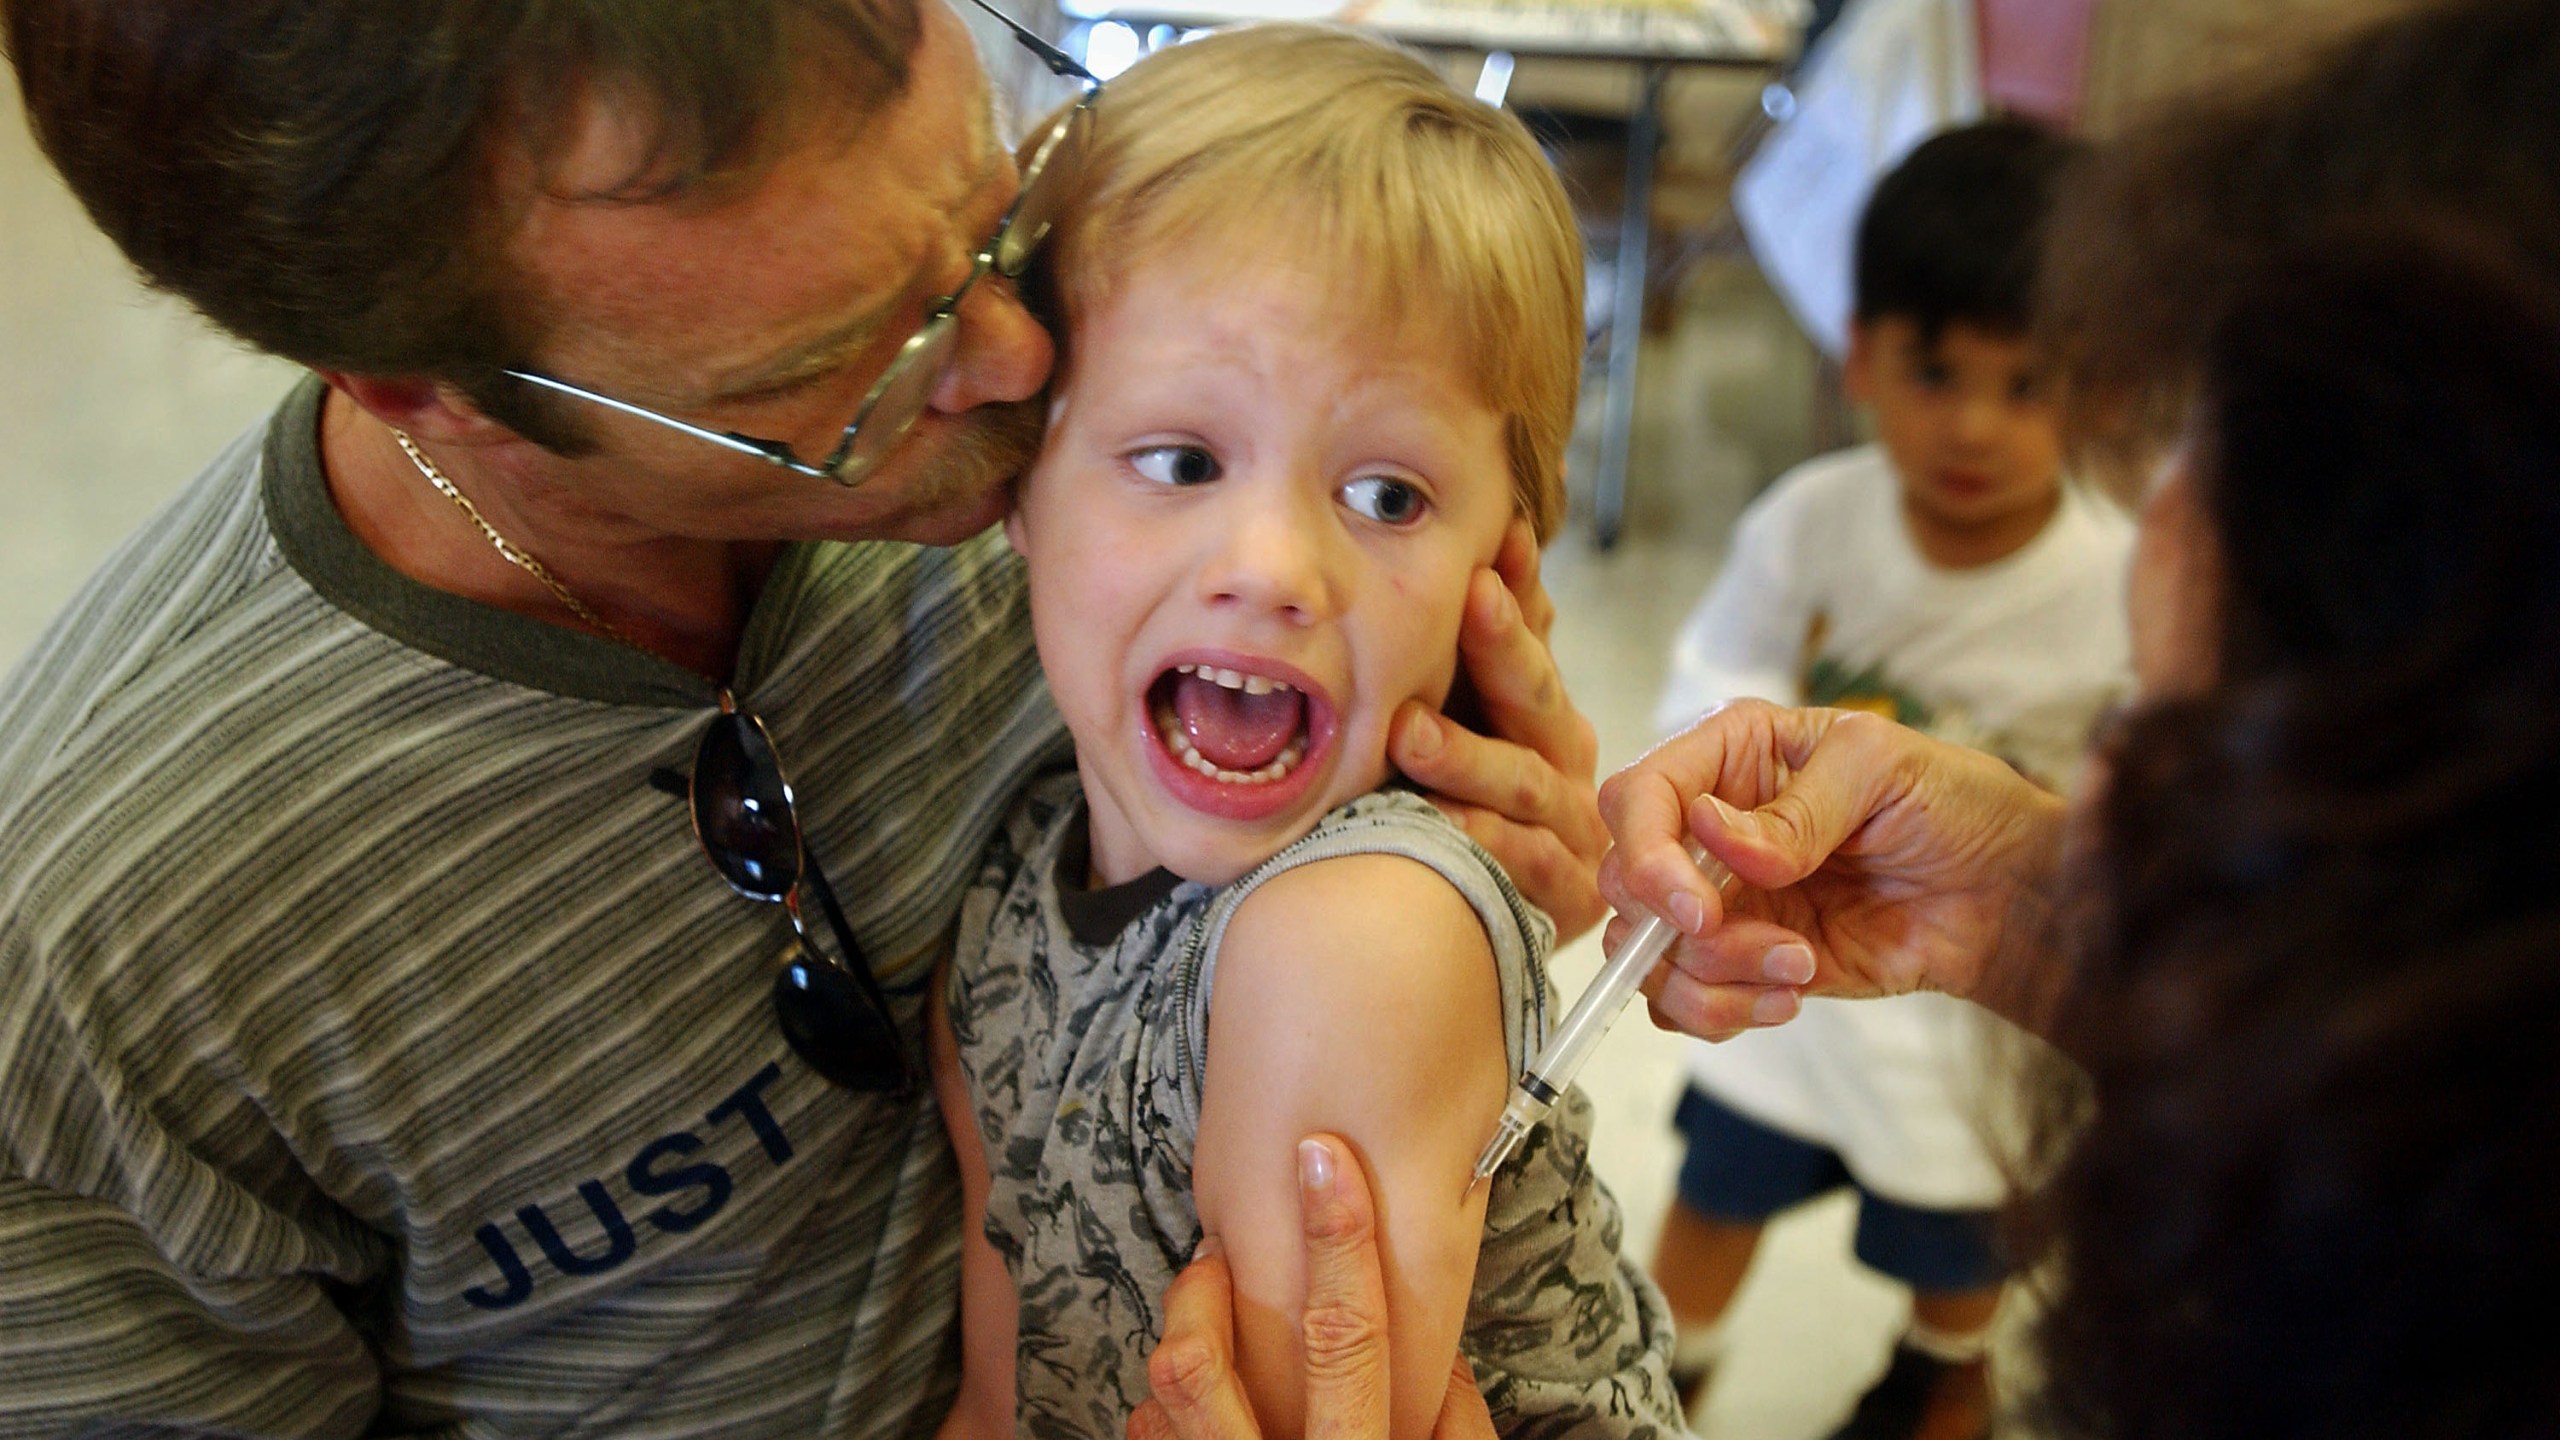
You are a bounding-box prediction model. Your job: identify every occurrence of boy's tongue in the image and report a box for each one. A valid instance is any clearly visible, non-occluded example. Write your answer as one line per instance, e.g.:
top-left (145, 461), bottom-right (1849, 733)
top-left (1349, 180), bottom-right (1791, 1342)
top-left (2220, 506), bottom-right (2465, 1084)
top-left (1171, 670), bottom-right (1304, 771)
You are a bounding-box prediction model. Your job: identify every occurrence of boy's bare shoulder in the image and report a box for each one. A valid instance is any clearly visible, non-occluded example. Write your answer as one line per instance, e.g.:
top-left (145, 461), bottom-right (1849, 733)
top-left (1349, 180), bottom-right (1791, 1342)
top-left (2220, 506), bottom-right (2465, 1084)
top-left (1190, 796), bottom-right (1525, 1151)
top-left (1212, 850), bottom-right (1501, 1062)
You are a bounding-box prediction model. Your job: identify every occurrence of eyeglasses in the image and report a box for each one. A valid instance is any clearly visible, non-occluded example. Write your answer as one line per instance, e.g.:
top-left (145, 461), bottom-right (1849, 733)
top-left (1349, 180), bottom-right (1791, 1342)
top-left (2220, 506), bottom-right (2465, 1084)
top-left (504, 0), bottom-right (1102, 485)
top-left (690, 691), bottom-right (911, 1093)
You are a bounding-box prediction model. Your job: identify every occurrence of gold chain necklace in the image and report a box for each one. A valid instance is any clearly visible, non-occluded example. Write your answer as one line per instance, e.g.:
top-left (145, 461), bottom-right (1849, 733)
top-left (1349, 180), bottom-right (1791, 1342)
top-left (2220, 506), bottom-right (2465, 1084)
top-left (391, 430), bottom-right (739, 702)
top-left (391, 428), bottom-right (655, 657)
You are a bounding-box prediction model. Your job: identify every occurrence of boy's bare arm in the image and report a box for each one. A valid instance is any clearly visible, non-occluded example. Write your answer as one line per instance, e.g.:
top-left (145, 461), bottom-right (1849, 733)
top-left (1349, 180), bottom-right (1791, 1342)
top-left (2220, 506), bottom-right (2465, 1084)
top-left (926, 979), bottom-right (1021, 1440)
top-left (1189, 857), bottom-right (1508, 1440)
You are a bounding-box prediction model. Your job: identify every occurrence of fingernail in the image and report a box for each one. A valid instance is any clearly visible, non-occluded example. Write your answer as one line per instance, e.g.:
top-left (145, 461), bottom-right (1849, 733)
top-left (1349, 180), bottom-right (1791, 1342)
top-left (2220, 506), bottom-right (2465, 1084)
top-left (1704, 794), bottom-right (1756, 836)
top-left (1192, 1234), bottom-right (1223, 1262)
top-left (1298, 1138), bottom-right (1335, 1196)
top-left (1400, 710), bottom-right (1443, 761)
top-left (1762, 942), bottom-right (1816, 985)
top-left (1751, 988), bottom-right (1801, 1026)
top-left (1668, 889), bottom-right (1707, 935)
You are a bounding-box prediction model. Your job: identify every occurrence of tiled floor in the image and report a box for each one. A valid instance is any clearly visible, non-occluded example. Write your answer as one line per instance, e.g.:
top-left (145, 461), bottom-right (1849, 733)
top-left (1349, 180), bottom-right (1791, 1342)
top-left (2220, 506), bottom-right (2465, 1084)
top-left (4, 62), bottom-right (1983, 1440)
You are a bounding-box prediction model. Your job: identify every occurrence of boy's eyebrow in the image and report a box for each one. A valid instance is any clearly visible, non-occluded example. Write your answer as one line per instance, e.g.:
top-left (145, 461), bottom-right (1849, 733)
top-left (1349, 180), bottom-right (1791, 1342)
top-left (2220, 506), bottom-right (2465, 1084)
top-left (708, 107), bottom-right (1008, 402)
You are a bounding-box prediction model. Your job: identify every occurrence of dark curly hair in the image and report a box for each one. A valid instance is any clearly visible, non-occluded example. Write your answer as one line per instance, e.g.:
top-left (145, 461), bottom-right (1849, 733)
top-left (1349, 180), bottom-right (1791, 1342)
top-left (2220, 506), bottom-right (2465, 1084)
top-left (2015, 2), bottom-right (2560, 1437)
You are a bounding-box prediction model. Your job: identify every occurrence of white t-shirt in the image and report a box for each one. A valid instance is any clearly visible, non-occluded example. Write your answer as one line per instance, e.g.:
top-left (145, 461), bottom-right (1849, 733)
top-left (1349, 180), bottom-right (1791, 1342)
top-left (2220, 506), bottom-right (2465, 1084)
top-left (1658, 443), bottom-right (2133, 1209)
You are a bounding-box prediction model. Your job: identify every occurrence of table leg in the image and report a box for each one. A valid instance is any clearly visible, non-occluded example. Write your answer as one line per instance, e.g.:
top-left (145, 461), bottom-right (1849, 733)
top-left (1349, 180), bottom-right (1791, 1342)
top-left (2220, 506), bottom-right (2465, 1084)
top-left (1592, 60), bottom-right (1665, 551)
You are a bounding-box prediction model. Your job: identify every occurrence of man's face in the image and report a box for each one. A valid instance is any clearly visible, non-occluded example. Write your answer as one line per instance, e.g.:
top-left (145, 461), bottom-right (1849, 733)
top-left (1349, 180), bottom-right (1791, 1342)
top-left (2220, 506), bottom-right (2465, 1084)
top-left (498, 0), bottom-right (1054, 547)
top-left (1848, 316), bottom-right (2066, 558)
top-left (1006, 250), bottom-right (1517, 889)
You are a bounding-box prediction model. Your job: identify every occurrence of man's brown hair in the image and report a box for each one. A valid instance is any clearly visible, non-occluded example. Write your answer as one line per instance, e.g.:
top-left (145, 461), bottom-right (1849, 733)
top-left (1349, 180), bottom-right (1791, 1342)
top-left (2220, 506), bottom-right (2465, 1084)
top-left (6, 0), bottom-right (921, 440)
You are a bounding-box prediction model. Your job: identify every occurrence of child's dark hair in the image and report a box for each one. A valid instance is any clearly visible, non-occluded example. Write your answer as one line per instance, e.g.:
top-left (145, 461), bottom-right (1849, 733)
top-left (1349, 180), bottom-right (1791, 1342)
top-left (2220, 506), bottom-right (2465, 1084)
top-left (1853, 115), bottom-right (2084, 340)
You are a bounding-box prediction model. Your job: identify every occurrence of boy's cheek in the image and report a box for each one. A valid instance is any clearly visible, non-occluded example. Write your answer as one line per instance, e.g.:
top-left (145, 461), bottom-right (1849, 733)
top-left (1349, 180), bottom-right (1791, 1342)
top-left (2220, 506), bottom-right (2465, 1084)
top-left (1401, 601), bottom-right (1476, 722)
top-left (1004, 449), bottom-right (1085, 559)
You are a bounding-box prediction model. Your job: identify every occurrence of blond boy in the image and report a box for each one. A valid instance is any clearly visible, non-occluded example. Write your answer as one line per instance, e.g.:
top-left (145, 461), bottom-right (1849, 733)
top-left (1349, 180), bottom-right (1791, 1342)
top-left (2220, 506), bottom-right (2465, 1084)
top-left (927, 25), bottom-right (1681, 1440)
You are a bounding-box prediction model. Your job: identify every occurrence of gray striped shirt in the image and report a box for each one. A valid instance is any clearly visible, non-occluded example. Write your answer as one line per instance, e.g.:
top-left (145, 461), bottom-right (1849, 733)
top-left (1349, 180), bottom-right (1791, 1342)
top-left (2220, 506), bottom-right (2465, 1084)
top-left (0, 378), bottom-right (1070, 1438)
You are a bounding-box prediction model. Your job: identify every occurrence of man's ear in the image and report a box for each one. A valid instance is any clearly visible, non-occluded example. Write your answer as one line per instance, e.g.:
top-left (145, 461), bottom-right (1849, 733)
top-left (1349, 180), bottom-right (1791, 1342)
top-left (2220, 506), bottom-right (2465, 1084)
top-left (1842, 321), bottom-right (1877, 406)
top-left (319, 371), bottom-right (513, 446)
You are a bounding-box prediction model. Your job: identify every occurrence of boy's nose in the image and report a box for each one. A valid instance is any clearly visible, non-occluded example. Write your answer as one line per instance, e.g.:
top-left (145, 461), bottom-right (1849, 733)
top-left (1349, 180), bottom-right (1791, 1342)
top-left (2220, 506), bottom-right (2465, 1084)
top-left (1950, 390), bottom-right (2006, 447)
top-left (1198, 482), bottom-right (1339, 624)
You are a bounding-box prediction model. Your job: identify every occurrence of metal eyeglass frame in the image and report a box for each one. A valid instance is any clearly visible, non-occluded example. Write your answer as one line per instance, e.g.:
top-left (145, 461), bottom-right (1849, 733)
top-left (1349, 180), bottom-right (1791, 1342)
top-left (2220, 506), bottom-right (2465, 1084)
top-left (502, 0), bottom-right (1101, 485)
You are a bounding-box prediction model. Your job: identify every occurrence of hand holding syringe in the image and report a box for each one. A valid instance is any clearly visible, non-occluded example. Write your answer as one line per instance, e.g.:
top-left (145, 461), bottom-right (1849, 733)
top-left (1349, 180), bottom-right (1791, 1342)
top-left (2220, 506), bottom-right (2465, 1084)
top-left (1472, 839), bottom-right (1731, 1182)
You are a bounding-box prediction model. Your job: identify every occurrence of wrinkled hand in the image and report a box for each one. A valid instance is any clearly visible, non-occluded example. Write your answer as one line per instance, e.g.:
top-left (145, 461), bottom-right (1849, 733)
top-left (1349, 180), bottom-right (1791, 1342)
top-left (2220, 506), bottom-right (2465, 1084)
top-left (1129, 1136), bottom-right (1496, 1440)
top-left (1393, 521), bottom-right (1606, 942)
top-left (1597, 700), bottom-right (2070, 1041)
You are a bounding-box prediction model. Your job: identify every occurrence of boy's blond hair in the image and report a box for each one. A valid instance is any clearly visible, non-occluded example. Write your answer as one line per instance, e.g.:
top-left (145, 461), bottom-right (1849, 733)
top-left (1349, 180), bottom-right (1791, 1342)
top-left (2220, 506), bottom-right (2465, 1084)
top-left (1034, 24), bottom-right (1581, 542)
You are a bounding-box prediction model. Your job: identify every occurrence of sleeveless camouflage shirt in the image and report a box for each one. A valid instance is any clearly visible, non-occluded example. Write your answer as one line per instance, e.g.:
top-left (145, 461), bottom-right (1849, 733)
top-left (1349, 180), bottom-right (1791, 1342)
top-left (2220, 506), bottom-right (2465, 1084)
top-left (947, 773), bottom-right (1683, 1438)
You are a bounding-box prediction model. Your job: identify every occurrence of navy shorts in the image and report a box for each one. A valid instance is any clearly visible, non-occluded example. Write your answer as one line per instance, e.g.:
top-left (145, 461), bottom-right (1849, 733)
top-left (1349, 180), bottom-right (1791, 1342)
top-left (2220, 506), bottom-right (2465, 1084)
top-left (1671, 1084), bottom-right (2009, 1293)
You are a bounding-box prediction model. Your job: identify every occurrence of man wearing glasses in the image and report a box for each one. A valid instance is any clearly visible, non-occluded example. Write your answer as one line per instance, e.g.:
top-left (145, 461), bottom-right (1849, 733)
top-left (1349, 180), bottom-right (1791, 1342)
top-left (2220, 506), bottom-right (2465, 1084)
top-left (0, 0), bottom-right (1595, 1435)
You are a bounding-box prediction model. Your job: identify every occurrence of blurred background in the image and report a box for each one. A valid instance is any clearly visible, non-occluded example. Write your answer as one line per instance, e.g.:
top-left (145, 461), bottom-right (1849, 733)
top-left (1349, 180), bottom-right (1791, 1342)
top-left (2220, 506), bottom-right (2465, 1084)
top-left (0, 0), bottom-right (2408, 1432)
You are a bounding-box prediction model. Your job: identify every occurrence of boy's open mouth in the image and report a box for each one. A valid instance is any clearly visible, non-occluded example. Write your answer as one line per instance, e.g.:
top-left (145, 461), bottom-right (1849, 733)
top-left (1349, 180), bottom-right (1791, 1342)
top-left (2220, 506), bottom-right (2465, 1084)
top-left (1149, 663), bottom-right (1310, 784)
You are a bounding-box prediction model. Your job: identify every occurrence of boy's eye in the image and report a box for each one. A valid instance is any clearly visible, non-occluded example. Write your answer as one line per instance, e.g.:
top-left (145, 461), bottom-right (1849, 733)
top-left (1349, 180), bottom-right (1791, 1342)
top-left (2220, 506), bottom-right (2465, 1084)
top-left (1129, 445), bottom-right (1220, 486)
top-left (1341, 476), bottom-right (1428, 526)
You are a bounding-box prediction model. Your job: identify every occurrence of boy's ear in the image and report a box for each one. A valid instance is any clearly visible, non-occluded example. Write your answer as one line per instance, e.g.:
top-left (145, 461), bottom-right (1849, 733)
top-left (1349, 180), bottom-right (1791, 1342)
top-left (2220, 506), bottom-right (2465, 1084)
top-left (1003, 505), bottom-right (1030, 557)
top-left (1842, 322), bottom-right (1877, 406)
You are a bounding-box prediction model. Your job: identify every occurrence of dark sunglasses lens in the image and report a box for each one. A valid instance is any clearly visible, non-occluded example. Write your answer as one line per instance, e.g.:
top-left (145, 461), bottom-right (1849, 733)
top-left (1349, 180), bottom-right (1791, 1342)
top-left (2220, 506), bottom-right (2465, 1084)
top-left (996, 105), bottom-right (1090, 276)
top-left (773, 956), bottom-right (909, 1092)
top-left (693, 712), bottom-right (799, 898)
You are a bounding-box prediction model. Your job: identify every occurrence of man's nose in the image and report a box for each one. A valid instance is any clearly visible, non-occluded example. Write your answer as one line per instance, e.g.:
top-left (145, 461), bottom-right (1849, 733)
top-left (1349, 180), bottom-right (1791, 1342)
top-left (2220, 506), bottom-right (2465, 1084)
top-left (928, 272), bottom-right (1055, 414)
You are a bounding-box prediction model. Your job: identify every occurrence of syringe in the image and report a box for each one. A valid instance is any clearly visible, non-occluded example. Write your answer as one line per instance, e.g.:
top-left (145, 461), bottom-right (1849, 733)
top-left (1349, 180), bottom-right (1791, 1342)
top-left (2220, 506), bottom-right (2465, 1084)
top-left (1471, 840), bottom-right (1730, 1182)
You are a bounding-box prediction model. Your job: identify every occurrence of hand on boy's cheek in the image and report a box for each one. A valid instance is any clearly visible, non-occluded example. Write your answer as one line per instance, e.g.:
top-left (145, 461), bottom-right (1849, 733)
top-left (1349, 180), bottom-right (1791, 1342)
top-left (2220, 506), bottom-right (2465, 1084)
top-left (1391, 526), bottom-right (1607, 943)
top-left (1492, 520), bottom-right (1556, 640)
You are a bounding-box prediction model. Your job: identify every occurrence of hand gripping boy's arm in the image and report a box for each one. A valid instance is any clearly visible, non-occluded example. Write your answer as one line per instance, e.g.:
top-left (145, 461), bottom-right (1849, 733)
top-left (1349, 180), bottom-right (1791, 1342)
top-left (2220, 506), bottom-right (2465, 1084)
top-left (1187, 855), bottom-right (1509, 1440)
top-left (1135, 1138), bottom-right (1497, 1440)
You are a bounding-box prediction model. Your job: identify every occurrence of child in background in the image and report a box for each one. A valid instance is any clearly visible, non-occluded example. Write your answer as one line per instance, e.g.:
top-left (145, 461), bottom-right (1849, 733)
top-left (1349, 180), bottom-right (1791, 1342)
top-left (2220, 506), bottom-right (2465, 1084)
top-left (1649, 117), bottom-right (2127, 1440)
top-left (928, 25), bottom-right (1681, 1440)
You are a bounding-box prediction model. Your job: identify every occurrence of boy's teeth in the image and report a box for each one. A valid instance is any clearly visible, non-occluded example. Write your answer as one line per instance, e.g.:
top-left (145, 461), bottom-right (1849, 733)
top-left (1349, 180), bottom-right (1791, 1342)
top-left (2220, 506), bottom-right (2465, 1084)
top-left (1153, 698), bottom-right (1308, 785)
top-left (1173, 662), bottom-right (1293, 696)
